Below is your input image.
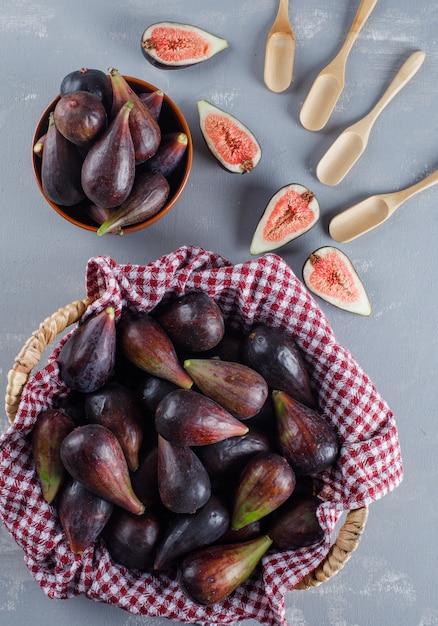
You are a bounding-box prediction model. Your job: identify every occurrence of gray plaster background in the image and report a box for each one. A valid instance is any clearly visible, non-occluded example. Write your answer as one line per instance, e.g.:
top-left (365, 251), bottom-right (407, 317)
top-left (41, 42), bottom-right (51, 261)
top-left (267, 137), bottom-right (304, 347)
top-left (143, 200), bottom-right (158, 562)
top-left (0, 1), bottom-right (437, 625)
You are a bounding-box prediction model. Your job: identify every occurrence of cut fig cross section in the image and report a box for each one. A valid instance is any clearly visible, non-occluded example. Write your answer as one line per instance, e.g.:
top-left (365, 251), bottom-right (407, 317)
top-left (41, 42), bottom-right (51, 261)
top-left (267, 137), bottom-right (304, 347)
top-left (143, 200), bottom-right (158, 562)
top-left (302, 246), bottom-right (372, 316)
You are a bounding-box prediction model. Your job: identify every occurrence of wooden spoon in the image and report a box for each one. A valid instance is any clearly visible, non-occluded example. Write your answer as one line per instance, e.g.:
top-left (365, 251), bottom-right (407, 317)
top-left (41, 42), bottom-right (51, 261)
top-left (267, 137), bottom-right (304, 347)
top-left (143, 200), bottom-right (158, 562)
top-left (329, 168), bottom-right (438, 242)
top-left (264, 0), bottom-right (295, 93)
top-left (317, 50), bottom-right (426, 186)
top-left (300, 0), bottom-right (379, 131)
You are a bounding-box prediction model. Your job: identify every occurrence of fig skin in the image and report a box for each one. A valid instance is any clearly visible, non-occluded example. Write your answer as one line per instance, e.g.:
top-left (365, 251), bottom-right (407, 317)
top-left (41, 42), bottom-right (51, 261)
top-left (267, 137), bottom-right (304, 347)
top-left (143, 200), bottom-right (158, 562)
top-left (60, 67), bottom-right (113, 113)
top-left (155, 389), bottom-right (249, 446)
top-left (108, 67), bottom-right (161, 163)
top-left (130, 446), bottom-right (160, 510)
top-left (31, 408), bottom-right (76, 504)
top-left (41, 112), bottom-right (85, 206)
top-left (242, 324), bottom-right (316, 408)
top-left (153, 291), bottom-right (225, 353)
top-left (183, 358), bottom-right (268, 420)
top-left (103, 508), bottom-right (162, 571)
top-left (118, 310), bottom-right (194, 390)
top-left (137, 89), bottom-right (164, 120)
top-left (137, 374), bottom-right (178, 415)
top-left (60, 423), bottom-right (145, 515)
top-left (272, 390), bottom-right (340, 475)
top-left (96, 169), bottom-right (170, 236)
top-left (58, 478), bottom-right (114, 554)
top-left (178, 535), bottom-right (272, 606)
top-left (81, 100), bottom-right (135, 209)
top-left (231, 451), bottom-right (296, 530)
top-left (157, 434), bottom-right (211, 514)
top-left (154, 495), bottom-right (230, 572)
top-left (141, 22), bottom-right (228, 69)
top-left (57, 306), bottom-right (116, 394)
top-left (54, 90), bottom-right (107, 148)
top-left (268, 494), bottom-right (324, 551)
top-left (84, 382), bottom-right (143, 472)
top-left (143, 132), bottom-right (188, 178)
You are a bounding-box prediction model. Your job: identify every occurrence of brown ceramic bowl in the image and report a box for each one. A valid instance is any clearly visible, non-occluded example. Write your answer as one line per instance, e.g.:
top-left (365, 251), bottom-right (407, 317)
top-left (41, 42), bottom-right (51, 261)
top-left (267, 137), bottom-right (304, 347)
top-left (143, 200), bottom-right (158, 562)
top-left (32, 76), bottom-right (193, 233)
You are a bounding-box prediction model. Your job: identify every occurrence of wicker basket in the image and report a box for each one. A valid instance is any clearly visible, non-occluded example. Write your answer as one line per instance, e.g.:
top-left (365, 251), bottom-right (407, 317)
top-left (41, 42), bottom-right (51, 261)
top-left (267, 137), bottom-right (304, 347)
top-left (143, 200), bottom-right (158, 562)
top-left (4, 297), bottom-right (368, 592)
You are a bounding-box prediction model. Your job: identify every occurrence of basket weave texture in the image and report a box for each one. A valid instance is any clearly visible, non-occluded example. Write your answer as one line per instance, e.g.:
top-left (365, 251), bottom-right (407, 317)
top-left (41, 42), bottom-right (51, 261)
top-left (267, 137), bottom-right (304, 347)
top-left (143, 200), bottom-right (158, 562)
top-left (0, 246), bottom-right (402, 626)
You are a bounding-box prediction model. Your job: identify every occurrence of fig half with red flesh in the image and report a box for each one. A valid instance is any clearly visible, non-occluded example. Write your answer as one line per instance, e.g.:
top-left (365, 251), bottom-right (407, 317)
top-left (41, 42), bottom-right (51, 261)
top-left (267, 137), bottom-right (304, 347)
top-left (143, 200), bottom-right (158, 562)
top-left (250, 184), bottom-right (320, 255)
top-left (141, 22), bottom-right (228, 69)
top-left (302, 246), bottom-right (372, 316)
top-left (197, 100), bottom-right (262, 174)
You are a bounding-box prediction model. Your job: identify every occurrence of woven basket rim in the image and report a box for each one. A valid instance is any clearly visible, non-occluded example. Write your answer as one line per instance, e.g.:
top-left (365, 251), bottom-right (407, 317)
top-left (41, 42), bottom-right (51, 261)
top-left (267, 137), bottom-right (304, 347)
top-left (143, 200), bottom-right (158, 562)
top-left (3, 297), bottom-right (368, 591)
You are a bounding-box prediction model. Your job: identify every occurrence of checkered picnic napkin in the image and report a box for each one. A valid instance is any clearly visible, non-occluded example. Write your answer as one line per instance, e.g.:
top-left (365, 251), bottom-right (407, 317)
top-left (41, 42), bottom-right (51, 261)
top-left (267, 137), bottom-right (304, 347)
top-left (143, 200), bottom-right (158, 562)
top-left (0, 245), bottom-right (403, 626)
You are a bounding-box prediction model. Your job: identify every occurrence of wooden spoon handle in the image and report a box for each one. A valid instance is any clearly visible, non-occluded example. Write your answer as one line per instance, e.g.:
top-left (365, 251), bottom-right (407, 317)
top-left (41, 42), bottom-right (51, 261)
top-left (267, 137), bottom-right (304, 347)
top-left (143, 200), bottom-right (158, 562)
top-left (385, 169), bottom-right (438, 214)
top-left (339, 0), bottom-right (379, 60)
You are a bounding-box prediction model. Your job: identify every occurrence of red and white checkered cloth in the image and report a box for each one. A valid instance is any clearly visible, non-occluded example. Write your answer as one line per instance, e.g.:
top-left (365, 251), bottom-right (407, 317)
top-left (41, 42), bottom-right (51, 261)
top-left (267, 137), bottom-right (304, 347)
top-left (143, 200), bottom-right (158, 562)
top-left (0, 245), bottom-right (403, 626)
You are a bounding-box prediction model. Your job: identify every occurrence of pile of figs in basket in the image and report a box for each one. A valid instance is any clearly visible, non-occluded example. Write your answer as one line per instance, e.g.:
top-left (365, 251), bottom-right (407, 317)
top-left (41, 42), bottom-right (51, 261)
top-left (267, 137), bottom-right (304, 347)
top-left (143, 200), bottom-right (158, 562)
top-left (32, 291), bottom-right (340, 605)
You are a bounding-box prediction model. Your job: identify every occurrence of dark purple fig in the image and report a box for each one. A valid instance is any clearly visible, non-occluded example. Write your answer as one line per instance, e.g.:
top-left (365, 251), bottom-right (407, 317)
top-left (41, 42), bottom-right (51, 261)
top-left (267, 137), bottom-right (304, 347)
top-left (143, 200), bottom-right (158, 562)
top-left (130, 446), bottom-right (160, 509)
top-left (155, 389), bottom-right (248, 446)
top-left (157, 435), bottom-right (211, 514)
top-left (60, 423), bottom-right (145, 515)
top-left (138, 374), bottom-right (178, 415)
top-left (154, 495), bottom-right (229, 572)
top-left (96, 170), bottom-right (169, 236)
top-left (183, 358), bottom-right (268, 420)
top-left (57, 306), bottom-right (116, 394)
top-left (215, 519), bottom-right (263, 545)
top-left (154, 292), bottom-right (225, 352)
top-left (197, 99), bottom-right (261, 174)
top-left (60, 67), bottom-right (113, 113)
top-left (178, 535), bottom-right (272, 605)
top-left (199, 325), bottom-right (246, 362)
top-left (55, 390), bottom-right (88, 426)
top-left (86, 203), bottom-right (117, 228)
top-left (84, 382), bottom-right (143, 472)
top-left (144, 132), bottom-right (188, 178)
top-left (81, 100), bottom-right (135, 209)
top-left (138, 89), bottom-right (164, 120)
top-left (242, 324), bottom-right (316, 408)
top-left (108, 67), bottom-right (161, 163)
top-left (58, 478), bottom-right (114, 554)
top-left (118, 311), bottom-right (193, 390)
top-left (41, 112), bottom-right (85, 206)
top-left (103, 508), bottom-right (161, 571)
top-left (196, 427), bottom-right (271, 477)
top-left (141, 22), bottom-right (228, 69)
top-left (53, 90), bottom-right (107, 148)
top-left (272, 390), bottom-right (339, 475)
top-left (268, 494), bottom-right (324, 551)
top-left (231, 452), bottom-right (295, 530)
top-left (31, 408), bottom-right (76, 503)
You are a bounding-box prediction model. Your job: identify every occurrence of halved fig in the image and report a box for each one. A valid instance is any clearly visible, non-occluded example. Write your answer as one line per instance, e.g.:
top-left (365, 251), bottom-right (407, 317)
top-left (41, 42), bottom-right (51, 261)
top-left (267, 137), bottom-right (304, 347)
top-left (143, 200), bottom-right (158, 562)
top-left (197, 100), bottom-right (262, 174)
top-left (302, 246), bottom-right (372, 316)
top-left (250, 184), bottom-right (320, 254)
top-left (141, 22), bottom-right (228, 69)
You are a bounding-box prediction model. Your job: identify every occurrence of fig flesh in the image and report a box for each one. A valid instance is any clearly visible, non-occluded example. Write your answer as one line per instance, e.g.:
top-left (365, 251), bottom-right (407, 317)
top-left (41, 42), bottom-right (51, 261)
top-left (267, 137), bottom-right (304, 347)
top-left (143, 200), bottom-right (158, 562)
top-left (272, 390), bottom-right (339, 475)
top-left (183, 358), bottom-right (268, 420)
top-left (154, 291), bottom-right (225, 352)
top-left (81, 100), bottom-right (135, 209)
top-left (250, 184), bottom-right (320, 255)
top-left (242, 324), bottom-right (316, 408)
top-left (157, 434), bottom-right (211, 514)
top-left (155, 389), bottom-right (249, 446)
top-left (54, 90), bottom-right (107, 148)
top-left (41, 112), bottom-right (85, 206)
top-left (118, 311), bottom-right (193, 389)
top-left (231, 452), bottom-right (296, 530)
top-left (197, 100), bottom-right (261, 173)
top-left (302, 246), bottom-right (372, 316)
top-left (96, 169), bottom-right (170, 236)
top-left (60, 423), bottom-right (145, 515)
top-left (31, 408), bottom-right (76, 503)
top-left (178, 535), bottom-right (272, 605)
top-left (154, 495), bottom-right (230, 571)
top-left (57, 306), bottom-right (116, 394)
top-left (58, 478), bottom-right (114, 554)
top-left (141, 22), bottom-right (228, 69)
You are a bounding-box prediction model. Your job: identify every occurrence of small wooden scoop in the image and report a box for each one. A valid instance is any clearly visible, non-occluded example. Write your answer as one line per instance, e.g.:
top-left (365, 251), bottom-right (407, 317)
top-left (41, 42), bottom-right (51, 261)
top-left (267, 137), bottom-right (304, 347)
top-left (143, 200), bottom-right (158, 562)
top-left (300, 0), bottom-right (379, 131)
top-left (317, 50), bottom-right (426, 186)
top-left (329, 168), bottom-right (438, 242)
top-left (264, 0), bottom-right (295, 93)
